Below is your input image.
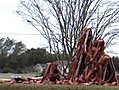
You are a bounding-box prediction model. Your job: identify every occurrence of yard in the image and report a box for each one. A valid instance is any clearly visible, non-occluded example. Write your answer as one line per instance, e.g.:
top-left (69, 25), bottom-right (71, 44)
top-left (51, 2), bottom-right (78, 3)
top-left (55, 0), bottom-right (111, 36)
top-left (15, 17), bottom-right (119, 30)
top-left (0, 73), bottom-right (119, 90)
top-left (0, 73), bottom-right (37, 79)
top-left (0, 84), bottom-right (119, 90)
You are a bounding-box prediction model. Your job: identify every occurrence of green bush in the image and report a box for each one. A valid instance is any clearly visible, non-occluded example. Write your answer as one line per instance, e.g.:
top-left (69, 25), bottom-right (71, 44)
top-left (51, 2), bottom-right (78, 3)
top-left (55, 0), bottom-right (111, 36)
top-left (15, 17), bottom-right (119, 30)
top-left (2, 67), bottom-right (14, 73)
top-left (15, 68), bottom-right (23, 74)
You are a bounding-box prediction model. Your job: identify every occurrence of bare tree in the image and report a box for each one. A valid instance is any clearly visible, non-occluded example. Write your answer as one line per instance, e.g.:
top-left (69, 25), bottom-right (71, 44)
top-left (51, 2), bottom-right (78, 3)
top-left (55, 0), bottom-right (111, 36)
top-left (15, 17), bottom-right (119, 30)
top-left (17, 0), bottom-right (119, 68)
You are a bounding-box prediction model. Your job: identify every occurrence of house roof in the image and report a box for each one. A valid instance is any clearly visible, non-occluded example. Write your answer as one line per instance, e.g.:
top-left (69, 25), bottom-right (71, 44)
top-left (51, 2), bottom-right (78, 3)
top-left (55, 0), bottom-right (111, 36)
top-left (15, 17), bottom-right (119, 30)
top-left (33, 63), bottom-right (46, 70)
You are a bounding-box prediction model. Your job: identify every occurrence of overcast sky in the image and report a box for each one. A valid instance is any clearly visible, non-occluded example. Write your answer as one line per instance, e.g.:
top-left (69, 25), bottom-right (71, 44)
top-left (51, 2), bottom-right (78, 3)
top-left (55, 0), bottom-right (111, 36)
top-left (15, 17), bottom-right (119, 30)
top-left (0, 0), bottom-right (47, 49)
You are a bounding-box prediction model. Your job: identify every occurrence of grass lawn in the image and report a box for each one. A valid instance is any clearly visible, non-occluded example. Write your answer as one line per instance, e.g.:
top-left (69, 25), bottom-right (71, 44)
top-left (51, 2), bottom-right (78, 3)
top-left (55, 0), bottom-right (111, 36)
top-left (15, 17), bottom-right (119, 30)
top-left (0, 84), bottom-right (119, 90)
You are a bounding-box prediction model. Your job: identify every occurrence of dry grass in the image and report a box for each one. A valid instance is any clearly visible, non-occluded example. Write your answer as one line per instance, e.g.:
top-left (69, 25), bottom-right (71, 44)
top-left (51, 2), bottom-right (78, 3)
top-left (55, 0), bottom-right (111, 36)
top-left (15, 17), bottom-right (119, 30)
top-left (0, 84), bottom-right (119, 90)
top-left (0, 73), bottom-right (37, 79)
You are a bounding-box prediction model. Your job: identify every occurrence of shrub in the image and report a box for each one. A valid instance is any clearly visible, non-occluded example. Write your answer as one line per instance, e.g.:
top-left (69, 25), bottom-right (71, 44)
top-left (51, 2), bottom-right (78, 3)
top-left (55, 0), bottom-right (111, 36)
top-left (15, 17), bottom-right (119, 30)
top-left (2, 67), bottom-right (14, 73)
top-left (15, 68), bottom-right (23, 74)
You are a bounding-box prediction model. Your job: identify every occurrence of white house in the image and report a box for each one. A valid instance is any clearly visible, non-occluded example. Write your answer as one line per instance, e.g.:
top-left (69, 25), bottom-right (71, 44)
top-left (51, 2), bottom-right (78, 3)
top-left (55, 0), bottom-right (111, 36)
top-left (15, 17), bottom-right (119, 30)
top-left (33, 63), bottom-right (46, 73)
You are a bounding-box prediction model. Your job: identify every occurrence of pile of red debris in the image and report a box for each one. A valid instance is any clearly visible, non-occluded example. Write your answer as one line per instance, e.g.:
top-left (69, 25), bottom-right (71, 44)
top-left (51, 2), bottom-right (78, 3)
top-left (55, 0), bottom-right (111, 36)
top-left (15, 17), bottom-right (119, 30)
top-left (39, 28), bottom-right (118, 86)
top-left (40, 63), bottom-right (61, 84)
top-left (1, 28), bottom-right (118, 86)
top-left (68, 28), bottom-right (118, 86)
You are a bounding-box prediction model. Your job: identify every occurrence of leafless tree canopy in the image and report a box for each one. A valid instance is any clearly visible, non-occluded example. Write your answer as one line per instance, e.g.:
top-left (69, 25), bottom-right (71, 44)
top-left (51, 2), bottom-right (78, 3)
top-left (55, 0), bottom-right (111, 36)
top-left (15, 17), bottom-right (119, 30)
top-left (17, 0), bottom-right (119, 65)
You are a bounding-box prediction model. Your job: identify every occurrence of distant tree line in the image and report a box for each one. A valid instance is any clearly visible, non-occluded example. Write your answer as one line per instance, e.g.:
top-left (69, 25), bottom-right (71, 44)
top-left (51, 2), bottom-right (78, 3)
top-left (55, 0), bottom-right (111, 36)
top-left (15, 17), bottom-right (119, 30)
top-left (0, 37), bottom-right (60, 73)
